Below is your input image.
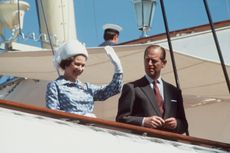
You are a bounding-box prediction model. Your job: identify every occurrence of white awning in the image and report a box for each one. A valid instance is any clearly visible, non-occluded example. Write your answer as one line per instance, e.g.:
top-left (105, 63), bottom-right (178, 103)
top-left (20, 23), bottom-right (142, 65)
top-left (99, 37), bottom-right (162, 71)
top-left (0, 26), bottom-right (230, 101)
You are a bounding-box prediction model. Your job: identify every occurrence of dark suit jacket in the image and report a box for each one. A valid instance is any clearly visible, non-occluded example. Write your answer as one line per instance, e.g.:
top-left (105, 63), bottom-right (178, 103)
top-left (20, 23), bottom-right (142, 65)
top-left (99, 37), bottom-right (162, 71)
top-left (116, 76), bottom-right (188, 134)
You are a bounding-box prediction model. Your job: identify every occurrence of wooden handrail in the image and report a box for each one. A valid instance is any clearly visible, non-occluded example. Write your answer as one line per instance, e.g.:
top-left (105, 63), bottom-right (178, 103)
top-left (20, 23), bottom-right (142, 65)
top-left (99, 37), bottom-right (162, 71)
top-left (0, 99), bottom-right (230, 151)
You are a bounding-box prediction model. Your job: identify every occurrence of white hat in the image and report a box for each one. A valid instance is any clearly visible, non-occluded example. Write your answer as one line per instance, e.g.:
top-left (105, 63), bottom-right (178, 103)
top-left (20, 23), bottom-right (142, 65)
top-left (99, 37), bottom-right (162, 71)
top-left (54, 40), bottom-right (88, 66)
top-left (103, 24), bottom-right (122, 32)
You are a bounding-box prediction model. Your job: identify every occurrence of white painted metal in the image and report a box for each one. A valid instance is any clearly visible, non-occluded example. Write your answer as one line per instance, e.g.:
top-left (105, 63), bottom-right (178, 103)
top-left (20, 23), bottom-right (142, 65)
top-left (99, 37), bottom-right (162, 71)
top-left (0, 0), bottom-right (29, 38)
top-left (36, 0), bottom-right (77, 48)
top-left (0, 107), bottom-right (228, 153)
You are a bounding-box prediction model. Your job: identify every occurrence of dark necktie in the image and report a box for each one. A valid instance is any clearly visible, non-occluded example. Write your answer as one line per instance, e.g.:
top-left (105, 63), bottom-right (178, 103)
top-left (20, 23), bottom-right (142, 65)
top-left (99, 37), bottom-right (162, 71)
top-left (153, 80), bottom-right (164, 115)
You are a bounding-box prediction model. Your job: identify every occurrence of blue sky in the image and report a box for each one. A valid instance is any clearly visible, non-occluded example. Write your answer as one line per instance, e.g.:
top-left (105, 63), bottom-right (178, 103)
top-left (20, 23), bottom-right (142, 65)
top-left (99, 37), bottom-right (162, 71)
top-left (16, 0), bottom-right (230, 47)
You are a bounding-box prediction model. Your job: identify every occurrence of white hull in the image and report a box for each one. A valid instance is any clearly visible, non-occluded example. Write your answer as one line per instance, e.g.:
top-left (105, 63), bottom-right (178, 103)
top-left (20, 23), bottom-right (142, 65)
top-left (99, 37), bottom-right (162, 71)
top-left (0, 100), bottom-right (229, 153)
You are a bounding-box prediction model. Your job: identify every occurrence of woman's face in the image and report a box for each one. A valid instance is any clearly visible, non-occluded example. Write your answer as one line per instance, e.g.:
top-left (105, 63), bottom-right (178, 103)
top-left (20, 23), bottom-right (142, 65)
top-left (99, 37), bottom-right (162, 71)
top-left (64, 55), bottom-right (87, 81)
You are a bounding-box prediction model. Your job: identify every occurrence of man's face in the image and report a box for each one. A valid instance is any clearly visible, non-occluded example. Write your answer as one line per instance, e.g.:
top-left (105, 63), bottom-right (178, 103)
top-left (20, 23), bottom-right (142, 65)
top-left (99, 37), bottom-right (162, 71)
top-left (144, 47), bottom-right (166, 80)
top-left (113, 34), bottom-right (119, 44)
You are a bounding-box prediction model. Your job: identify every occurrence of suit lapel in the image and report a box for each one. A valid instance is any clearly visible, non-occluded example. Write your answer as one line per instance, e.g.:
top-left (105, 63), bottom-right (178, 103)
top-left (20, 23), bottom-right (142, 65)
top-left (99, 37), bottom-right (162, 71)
top-left (139, 77), bottom-right (162, 116)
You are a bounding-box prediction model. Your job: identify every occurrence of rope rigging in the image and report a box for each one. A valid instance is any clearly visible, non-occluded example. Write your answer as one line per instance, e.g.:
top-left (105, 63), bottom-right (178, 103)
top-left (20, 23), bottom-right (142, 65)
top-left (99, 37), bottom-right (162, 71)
top-left (37, 0), bottom-right (60, 76)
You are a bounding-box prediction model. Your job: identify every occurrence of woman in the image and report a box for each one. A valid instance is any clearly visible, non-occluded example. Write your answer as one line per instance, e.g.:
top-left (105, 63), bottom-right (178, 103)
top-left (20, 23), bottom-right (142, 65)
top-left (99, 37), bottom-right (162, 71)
top-left (46, 40), bottom-right (123, 117)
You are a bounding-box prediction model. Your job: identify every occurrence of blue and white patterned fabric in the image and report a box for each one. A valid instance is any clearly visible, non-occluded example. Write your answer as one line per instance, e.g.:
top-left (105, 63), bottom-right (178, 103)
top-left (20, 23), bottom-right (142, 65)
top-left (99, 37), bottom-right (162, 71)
top-left (46, 73), bottom-right (122, 117)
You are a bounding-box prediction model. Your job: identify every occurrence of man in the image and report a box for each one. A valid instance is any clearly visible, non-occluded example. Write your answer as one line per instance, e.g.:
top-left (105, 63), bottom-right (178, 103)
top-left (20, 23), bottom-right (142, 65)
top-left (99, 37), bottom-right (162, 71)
top-left (116, 44), bottom-right (188, 134)
top-left (98, 24), bottom-right (122, 46)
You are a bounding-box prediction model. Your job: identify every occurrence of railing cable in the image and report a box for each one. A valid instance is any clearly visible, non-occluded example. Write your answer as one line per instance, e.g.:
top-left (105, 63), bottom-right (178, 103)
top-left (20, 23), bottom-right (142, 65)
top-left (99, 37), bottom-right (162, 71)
top-left (159, 0), bottom-right (180, 89)
top-left (159, 0), bottom-right (189, 136)
top-left (17, 0), bottom-right (22, 35)
top-left (203, 0), bottom-right (230, 94)
top-left (39, 0), bottom-right (60, 76)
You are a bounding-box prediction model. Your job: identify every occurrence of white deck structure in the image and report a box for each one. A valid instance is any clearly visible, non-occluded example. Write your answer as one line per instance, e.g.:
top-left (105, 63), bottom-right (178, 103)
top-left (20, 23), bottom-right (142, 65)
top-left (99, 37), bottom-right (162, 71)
top-left (0, 24), bottom-right (230, 143)
top-left (0, 100), bottom-right (229, 153)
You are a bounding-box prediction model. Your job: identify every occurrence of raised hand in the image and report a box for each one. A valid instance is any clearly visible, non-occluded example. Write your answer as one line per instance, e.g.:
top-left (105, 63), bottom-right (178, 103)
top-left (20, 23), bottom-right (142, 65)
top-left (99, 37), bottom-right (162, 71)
top-left (104, 46), bottom-right (123, 73)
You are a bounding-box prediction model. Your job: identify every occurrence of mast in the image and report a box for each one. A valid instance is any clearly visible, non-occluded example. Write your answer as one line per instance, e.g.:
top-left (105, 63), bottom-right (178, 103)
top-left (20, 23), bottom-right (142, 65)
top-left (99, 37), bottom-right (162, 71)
top-left (36, 0), bottom-right (77, 48)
